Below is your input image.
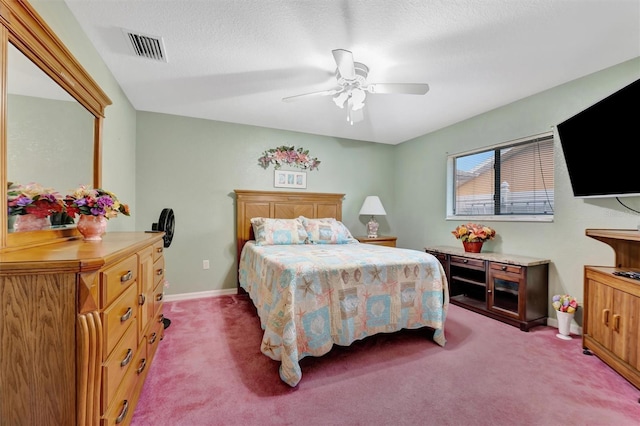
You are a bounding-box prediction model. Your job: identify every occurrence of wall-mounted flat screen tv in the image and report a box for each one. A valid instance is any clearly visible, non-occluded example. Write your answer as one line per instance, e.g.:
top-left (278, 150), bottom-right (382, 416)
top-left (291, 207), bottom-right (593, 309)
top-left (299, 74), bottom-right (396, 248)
top-left (557, 78), bottom-right (640, 198)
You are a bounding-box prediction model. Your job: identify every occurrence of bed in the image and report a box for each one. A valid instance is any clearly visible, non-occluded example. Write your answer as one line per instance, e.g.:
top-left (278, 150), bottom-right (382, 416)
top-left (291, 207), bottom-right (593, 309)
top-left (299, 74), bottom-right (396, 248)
top-left (235, 189), bottom-right (449, 387)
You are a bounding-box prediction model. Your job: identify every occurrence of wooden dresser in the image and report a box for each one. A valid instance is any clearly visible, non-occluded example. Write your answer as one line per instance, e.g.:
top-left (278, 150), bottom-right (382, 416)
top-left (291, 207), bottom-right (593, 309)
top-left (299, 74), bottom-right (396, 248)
top-left (355, 235), bottom-right (397, 247)
top-left (0, 232), bottom-right (166, 426)
top-left (584, 229), bottom-right (640, 389)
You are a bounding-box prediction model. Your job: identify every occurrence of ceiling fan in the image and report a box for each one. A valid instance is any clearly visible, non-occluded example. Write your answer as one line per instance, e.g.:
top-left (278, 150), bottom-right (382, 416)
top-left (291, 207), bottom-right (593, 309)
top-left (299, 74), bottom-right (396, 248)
top-left (282, 49), bottom-right (430, 125)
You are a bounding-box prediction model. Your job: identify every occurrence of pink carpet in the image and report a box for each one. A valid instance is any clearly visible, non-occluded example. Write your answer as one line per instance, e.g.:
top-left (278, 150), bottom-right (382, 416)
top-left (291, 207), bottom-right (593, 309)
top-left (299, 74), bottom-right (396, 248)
top-left (131, 295), bottom-right (640, 425)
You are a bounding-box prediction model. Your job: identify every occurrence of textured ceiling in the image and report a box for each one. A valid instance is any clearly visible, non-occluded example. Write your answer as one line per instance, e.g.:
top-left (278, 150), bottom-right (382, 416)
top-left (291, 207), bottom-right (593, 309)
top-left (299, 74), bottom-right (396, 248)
top-left (63, 0), bottom-right (640, 145)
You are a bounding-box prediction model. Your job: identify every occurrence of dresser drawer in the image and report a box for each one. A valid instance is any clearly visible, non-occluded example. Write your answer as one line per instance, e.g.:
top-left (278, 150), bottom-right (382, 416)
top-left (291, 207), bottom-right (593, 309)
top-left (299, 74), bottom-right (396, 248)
top-left (102, 283), bottom-right (138, 357)
top-left (153, 256), bottom-right (165, 288)
top-left (153, 278), bottom-right (165, 319)
top-left (450, 255), bottom-right (485, 271)
top-left (490, 262), bottom-right (523, 276)
top-left (146, 313), bottom-right (164, 361)
top-left (153, 240), bottom-right (165, 263)
top-left (102, 370), bottom-right (136, 426)
top-left (102, 254), bottom-right (138, 307)
top-left (102, 318), bottom-right (138, 410)
top-left (428, 251), bottom-right (447, 265)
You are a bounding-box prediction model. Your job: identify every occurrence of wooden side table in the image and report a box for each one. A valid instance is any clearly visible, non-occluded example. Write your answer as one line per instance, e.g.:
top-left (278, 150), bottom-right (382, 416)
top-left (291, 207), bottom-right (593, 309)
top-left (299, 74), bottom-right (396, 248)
top-left (355, 235), bottom-right (397, 247)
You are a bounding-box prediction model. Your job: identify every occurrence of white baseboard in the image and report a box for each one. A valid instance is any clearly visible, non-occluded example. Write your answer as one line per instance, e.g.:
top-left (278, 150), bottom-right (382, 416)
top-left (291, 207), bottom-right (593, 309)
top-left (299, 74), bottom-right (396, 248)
top-left (164, 288), bottom-right (238, 302)
top-left (546, 317), bottom-right (582, 336)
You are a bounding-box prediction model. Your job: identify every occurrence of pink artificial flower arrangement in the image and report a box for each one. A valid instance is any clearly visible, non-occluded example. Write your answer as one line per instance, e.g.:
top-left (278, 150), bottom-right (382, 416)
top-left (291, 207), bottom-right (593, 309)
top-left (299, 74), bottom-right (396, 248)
top-left (451, 223), bottom-right (496, 243)
top-left (258, 145), bottom-right (320, 170)
top-left (64, 185), bottom-right (130, 219)
top-left (7, 182), bottom-right (64, 218)
top-left (552, 294), bottom-right (579, 313)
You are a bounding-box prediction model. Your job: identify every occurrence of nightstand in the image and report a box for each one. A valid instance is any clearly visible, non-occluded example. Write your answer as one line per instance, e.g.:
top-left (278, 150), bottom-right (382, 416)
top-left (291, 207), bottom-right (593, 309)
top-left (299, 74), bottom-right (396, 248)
top-left (355, 236), bottom-right (397, 247)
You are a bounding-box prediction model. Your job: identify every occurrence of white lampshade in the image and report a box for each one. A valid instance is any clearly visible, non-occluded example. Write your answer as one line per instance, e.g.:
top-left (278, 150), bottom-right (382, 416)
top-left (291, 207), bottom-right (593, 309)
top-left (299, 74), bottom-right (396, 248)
top-left (359, 196), bottom-right (387, 216)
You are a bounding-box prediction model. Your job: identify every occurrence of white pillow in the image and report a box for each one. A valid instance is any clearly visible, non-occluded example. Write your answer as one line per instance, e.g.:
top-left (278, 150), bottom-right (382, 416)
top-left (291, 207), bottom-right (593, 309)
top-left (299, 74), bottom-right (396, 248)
top-left (298, 216), bottom-right (358, 244)
top-left (250, 217), bottom-right (308, 245)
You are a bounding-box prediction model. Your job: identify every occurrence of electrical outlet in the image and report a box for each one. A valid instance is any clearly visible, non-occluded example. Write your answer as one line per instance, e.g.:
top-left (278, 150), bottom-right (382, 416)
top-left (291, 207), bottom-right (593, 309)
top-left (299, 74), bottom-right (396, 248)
top-left (203, 260), bottom-right (210, 270)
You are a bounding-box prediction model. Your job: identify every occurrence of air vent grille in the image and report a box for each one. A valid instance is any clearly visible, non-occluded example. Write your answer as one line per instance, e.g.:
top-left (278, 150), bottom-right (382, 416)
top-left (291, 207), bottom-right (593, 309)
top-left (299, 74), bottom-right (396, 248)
top-left (123, 30), bottom-right (168, 62)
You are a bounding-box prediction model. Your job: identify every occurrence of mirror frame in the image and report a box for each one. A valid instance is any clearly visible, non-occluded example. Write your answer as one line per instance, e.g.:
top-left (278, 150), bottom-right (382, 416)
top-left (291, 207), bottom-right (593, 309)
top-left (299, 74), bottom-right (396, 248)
top-left (0, 0), bottom-right (111, 251)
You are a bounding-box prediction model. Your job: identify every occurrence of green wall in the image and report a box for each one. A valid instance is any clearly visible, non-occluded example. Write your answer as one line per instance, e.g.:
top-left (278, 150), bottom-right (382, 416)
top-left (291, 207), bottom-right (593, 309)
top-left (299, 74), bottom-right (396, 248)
top-left (135, 113), bottom-right (395, 293)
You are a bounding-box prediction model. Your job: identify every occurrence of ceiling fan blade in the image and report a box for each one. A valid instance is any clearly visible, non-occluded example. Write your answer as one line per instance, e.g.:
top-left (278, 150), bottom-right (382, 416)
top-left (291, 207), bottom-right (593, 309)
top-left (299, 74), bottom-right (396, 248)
top-left (332, 49), bottom-right (356, 80)
top-left (282, 88), bottom-right (341, 102)
top-left (366, 83), bottom-right (430, 95)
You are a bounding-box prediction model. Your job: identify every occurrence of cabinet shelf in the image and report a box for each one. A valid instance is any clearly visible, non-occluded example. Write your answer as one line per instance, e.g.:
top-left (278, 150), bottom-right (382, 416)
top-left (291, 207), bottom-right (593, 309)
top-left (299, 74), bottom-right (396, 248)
top-left (451, 294), bottom-right (486, 310)
top-left (451, 275), bottom-right (486, 287)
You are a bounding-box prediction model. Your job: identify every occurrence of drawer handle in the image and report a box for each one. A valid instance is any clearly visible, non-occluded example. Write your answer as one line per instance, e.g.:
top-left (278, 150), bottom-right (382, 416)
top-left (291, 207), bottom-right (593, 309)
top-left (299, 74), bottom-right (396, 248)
top-left (602, 309), bottom-right (610, 326)
top-left (156, 268), bottom-right (164, 276)
top-left (120, 348), bottom-right (133, 367)
top-left (463, 259), bottom-right (468, 263)
top-left (157, 247), bottom-right (163, 253)
top-left (121, 307), bottom-right (132, 322)
top-left (137, 358), bottom-right (147, 375)
top-left (115, 400), bottom-right (129, 424)
top-left (149, 332), bottom-right (157, 345)
top-left (501, 266), bottom-right (507, 271)
top-left (156, 293), bottom-right (164, 302)
top-left (139, 294), bottom-right (146, 306)
top-left (120, 271), bottom-right (133, 283)
top-left (158, 314), bottom-right (164, 323)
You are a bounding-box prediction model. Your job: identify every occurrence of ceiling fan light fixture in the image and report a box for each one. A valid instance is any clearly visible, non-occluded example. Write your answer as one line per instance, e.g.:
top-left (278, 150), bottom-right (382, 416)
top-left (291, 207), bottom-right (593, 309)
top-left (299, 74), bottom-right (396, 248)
top-left (350, 89), bottom-right (366, 111)
top-left (333, 92), bottom-right (348, 108)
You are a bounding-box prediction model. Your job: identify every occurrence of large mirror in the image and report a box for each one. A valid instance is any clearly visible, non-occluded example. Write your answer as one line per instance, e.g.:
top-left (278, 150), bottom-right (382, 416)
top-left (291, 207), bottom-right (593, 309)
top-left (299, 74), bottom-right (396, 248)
top-left (1, 0), bottom-right (111, 251)
top-left (7, 42), bottom-right (94, 232)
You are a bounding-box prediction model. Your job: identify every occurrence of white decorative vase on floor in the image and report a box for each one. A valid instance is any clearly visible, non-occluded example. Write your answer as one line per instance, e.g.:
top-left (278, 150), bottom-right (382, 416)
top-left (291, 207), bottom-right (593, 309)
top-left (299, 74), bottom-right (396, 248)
top-left (556, 310), bottom-right (575, 340)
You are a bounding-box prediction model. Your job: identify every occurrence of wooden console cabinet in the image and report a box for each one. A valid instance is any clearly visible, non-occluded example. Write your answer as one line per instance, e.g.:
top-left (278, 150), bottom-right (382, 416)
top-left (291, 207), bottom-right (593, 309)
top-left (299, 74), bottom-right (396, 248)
top-left (584, 229), bottom-right (640, 389)
top-left (0, 232), bottom-right (166, 425)
top-left (426, 246), bottom-right (549, 331)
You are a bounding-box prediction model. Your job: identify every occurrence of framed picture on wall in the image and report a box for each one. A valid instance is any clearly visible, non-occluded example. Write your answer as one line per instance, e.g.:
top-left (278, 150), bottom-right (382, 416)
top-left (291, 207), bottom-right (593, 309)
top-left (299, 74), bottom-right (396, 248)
top-left (274, 170), bottom-right (307, 189)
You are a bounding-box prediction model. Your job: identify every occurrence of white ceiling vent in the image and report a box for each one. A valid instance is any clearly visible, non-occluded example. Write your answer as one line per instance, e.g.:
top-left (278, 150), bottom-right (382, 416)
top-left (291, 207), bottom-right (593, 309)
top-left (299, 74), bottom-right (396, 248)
top-left (122, 29), bottom-right (168, 62)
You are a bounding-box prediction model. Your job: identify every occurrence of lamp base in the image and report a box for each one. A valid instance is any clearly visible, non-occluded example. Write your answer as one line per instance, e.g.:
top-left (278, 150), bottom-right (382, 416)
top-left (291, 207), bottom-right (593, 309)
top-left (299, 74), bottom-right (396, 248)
top-left (366, 216), bottom-right (379, 238)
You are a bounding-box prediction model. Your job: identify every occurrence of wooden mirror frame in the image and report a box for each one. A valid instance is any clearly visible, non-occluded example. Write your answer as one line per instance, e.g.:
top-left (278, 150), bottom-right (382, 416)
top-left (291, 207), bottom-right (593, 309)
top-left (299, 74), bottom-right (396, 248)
top-left (0, 0), bottom-right (111, 251)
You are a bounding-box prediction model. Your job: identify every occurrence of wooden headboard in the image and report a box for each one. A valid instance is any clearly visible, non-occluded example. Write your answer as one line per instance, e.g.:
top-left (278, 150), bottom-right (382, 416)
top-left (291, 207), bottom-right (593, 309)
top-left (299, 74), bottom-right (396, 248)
top-left (234, 189), bottom-right (345, 264)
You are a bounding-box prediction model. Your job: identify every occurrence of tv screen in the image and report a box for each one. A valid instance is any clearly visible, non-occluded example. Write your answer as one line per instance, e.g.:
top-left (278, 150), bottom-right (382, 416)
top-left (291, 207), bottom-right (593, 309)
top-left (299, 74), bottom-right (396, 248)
top-left (557, 78), bottom-right (640, 198)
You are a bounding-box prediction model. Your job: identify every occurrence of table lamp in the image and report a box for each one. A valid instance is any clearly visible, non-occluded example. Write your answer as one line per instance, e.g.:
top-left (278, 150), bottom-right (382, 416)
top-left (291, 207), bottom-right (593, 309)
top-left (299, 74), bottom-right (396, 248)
top-left (359, 196), bottom-right (386, 238)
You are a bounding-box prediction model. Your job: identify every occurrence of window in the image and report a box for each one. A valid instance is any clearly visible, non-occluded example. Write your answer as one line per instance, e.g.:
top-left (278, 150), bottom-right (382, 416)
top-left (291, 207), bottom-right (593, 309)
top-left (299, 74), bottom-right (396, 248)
top-left (446, 132), bottom-right (554, 221)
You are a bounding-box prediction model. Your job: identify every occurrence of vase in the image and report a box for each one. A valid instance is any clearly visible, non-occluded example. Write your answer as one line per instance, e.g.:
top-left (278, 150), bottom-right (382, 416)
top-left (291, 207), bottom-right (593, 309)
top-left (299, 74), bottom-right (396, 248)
top-left (12, 213), bottom-right (50, 232)
top-left (462, 241), bottom-right (483, 253)
top-left (556, 310), bottom-right (575, 340)
top-left (77, 215), bottom-right (107, 241)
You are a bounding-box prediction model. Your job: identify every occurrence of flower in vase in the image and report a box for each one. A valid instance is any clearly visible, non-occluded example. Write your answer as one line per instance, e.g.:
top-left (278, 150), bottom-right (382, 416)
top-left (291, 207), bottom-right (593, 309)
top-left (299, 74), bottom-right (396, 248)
top-left (64, 185), bottom-right (130, 219)
top-left (451, 223), bottom-right (496, 243)
top-left (552, 294), bottom-right (579, 313)
top-left (7, 182), bottom-right (64, 218)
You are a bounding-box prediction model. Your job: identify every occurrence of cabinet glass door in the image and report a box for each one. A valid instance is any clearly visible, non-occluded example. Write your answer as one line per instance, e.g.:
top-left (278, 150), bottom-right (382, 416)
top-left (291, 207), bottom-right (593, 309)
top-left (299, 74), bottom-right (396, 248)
top-left (489, 275), bottom-right (520, 317)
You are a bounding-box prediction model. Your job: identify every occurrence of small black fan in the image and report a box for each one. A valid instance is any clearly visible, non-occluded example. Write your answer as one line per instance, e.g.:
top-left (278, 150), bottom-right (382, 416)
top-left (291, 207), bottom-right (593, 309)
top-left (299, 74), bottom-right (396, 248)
top-left (152, 208), bottom-right (175, 248)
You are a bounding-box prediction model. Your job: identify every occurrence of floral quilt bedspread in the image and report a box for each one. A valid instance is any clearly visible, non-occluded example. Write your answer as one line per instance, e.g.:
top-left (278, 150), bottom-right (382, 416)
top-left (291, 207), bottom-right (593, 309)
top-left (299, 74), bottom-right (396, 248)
top-left (238, 241), bottom-right (449, 387)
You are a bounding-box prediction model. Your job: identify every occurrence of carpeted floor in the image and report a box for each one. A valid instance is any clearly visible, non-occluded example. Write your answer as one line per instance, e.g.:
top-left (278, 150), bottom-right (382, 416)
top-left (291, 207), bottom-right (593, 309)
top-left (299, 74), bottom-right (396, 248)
top-left (131, 295), bottom-right (640, 426)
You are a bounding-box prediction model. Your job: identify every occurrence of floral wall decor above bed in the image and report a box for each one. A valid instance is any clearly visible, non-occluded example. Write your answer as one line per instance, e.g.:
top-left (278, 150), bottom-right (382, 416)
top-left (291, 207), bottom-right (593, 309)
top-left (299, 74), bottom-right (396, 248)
top-left (258, 145), bottom-right (321, 170)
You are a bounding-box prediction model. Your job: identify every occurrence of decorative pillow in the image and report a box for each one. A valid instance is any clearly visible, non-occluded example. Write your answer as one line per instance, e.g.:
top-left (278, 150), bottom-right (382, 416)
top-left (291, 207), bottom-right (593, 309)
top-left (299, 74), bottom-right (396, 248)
top-left (250, 217), bottom-right (308, 245)
top-left (298, 216), bottom-right (358, 244)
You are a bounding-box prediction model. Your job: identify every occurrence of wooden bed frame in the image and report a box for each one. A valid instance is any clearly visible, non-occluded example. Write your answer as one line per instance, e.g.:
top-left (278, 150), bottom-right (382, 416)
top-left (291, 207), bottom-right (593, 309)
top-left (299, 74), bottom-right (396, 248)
top-left (234, 189), bottom-right (345, 290)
